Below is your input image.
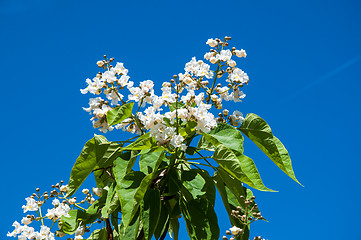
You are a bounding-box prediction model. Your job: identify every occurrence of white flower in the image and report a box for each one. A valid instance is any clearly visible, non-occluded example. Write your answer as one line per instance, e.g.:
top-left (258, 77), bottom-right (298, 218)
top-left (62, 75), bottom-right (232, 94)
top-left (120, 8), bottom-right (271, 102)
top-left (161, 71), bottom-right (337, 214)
top-left (170, 134), bottom-right (184, 148)
top-left (216, 49), bottom-right (232, 62)
top-left (21, 216), bottom-right (32, 225)
top-left (229, 68), bottom-right (249, 84)
top-left (7, 221), bottom-right (23, 237)
top-left (22, 197), bottom-right (38, 213)
top-left (89, 197), bottom-right (96, 204)
top-left (96, 60), bottom-right (104, 67)
top-left (209, 57), bottom-right (218, 64)
top-left (46, 208), bottom-right (56, 220)
top-left (93, 104), bottom-right (111, 118)
top-left (180, 144), bottom-right (187, 152)
top-left (234, 49), bottom-right (247, 58)
top-left (80, 77), bottom-right (104, 95)
top-left (112, 62), bottom-right (128, 75)
top-left (206, 38), bottom-right (218, 47)
top-left (69, 198), bottom-right (76, 205)
top-left (106, 90), bottom-right (123, 105)
top-left (230, 226), bottom-right (242, 235)
top-left (75, 226), bottom-right (85, 236)
top-left (92, 187), bottom-right (103, 197)
top-left (82, 188), bottom-right (89, 194)
top-left (52, 198), bottom-right (60, 206)
top-left (117, 74), bottom-right (131, 87)
top-left (227, 59), bottom-right (236, 67)
top-left (60, 184), bottom-right (68, 192)
top-left (233, 110), bottom-right (244, 123)
top-left (179, 73), bottom-right (193, 85)
top-left (102, 70), bottom-right (117, 84)
top-left (204, 52), bottom-right (214, 60)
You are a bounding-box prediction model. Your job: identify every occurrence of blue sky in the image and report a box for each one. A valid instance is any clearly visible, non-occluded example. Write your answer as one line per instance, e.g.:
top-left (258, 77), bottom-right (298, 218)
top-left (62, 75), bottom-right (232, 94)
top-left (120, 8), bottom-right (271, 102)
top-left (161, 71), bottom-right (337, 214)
top-left (1, 0), bottom-right (361, 239)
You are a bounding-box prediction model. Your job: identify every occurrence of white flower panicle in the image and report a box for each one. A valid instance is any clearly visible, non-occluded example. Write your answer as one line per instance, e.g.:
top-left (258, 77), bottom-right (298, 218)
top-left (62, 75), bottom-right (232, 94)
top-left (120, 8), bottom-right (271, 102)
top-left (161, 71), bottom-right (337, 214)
top-left (80, 37), bottom-right (248, 151)
top-left (8, 182), bottom-right (99, 240)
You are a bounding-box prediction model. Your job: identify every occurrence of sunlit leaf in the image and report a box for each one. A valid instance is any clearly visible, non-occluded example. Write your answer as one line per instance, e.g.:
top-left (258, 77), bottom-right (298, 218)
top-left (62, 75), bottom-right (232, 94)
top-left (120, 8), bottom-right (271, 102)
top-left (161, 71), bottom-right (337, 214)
top-left (239, 113), bottom-right (301, 185)
top-left (106, 102), bottom-right (134, 126)
top-left (213, 145), bottom-right (274, 192)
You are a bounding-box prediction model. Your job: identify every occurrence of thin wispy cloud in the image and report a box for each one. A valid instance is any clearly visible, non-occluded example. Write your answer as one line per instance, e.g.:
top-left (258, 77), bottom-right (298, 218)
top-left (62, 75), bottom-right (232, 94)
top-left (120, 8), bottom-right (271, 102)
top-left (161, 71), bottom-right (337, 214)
top-left (283, 55), bottom-right (361, 101)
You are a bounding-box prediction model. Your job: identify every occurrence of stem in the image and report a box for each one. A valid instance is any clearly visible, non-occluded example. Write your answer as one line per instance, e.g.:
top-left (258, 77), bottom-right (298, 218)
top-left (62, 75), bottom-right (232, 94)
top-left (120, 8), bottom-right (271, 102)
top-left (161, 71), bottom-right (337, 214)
top-left (189, 161), bottom-right (217, 170)
top-left (49, 220), bottom-right (56, 230)
top-left (132, 114), bottom-right (144, 135)
top-left (207, 63), bottom-right (220, 103)
top-left (38, 207), bottom-right (44, 226)
top-left (106, 218), bottom-right (114, 240)
top-left (186, 157), bottom-right (212, 160)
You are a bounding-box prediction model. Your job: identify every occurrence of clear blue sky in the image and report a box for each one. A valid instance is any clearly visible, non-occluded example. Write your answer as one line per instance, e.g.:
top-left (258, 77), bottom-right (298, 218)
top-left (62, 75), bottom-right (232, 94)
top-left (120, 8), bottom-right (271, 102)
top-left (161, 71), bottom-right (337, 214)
top-left (1, 0), bottom-right (361, 239)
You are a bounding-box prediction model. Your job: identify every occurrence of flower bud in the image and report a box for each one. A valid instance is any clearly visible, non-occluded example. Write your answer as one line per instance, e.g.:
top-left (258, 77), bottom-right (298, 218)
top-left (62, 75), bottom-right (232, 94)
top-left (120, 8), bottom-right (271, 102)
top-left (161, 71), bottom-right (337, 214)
top-left (226, 230), bottom-right (231, 235)
top-left (56, 231), bottom-right (66, 237)
top-left (223, 109), bottom-right (229, 116)
top-left (89, 197), bottom-right (96, 204)
top-left (82, 189), bottom-right (89, 195)
top-left (97, 61), bottom-right (105, 68)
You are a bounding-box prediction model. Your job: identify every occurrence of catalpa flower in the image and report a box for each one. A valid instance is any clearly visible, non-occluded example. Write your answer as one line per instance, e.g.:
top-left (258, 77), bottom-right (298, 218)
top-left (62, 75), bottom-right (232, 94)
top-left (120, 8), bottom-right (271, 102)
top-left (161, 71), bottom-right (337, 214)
top-left (22, 197), bottom-right (38, 213)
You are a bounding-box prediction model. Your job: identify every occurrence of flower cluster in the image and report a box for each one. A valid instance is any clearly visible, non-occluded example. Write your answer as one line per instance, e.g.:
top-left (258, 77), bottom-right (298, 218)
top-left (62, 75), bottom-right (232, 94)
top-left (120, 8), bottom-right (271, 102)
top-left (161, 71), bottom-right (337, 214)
top-left (7, 182), bottom-right (102, 240)
top-left (80, 36), bottom-right (249, 151)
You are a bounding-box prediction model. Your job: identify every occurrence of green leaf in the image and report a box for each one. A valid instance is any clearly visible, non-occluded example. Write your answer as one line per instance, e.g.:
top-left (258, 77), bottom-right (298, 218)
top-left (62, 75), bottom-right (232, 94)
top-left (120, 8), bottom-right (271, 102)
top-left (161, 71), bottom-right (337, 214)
top-left (198, 123), bottom-right (244, 153)
top-left (106, 102), bottom-right (134, 126)
top-left (141, 189), bottom-right (161, 240)
top-left (113, 154), bottom-right (131, 183)
top-left (67, 135), bottom-right (121, 197)
top-left (169, 216), bottom-right (180, 240)
top-left (139, 150), bottom-right (163, 174)
top-left (101, 184), bottom-right (120, 219)
top-left (61, 210), bottom-right (87, 234)
top-left (217, 168), bottom-right (259, 212)
top-left (129, 152), bottom-right (165, 228)
top-left (123, 133), bottom-right (156, 150)
top-left (213, 172), bottom-right (250, 240)
top-left (180, 198), bottom-right (219, 240)
top-left (118, 209), bottom-right (141, 240)
top-left (239, 113), bottom-right (301, 185)
top-left (154, 203), bottom-right (169, 239)
top-left (116, 171), bottom-right (145, 230)
top-left (181, 169), bottom-right (215, 206)
top-left (212, 145), bottom-right (274, 192)
top-left (87, 228), bottom-right (107, 240)
top-left (169, 102), bottom-right (185, 112)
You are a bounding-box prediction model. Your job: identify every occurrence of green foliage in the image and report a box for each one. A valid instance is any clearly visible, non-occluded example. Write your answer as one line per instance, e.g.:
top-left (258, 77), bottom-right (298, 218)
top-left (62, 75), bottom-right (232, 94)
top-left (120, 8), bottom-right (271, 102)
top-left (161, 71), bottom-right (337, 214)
top-left (65, 113), bottom-right (299, 239)
top-left (239, 113), bottom-right (301, 185)
top-left (67, 135), bottom-right (120, 197)
top-left (106, 102), bottom-right (134, 126)
top-left (198, 123), bottom-right (244, 153)
top-left (180, 198), bottom-right (219, 240)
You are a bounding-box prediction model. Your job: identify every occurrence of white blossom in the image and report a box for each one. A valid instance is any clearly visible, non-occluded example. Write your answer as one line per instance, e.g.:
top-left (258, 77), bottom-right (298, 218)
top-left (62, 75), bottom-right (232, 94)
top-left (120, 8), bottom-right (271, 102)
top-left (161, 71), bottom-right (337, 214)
top-left (112, 62), bottom-right (128, 75)
top-left (216, 49), bottom-right (232, 62)
top-left (93, 187), bottom-right (103, 197)
top-left (234, 49), bottom-right (247, 58)
top-left (230, 226), bottom-right (242, 235)
top-left (206, 38), bottom-right (218, 47)
top-left (22, 197), bottom-right (38, 213)
top-left (21, 216), bottom-right (32, 225)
